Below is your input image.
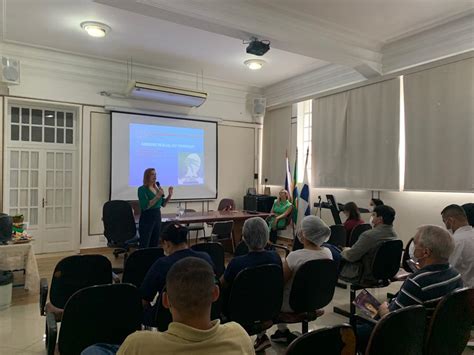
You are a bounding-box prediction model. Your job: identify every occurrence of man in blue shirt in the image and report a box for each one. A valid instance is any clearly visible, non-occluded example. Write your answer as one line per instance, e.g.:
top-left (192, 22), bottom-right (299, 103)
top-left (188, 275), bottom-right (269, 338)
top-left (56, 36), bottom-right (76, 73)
top-left (141, 223), bottom-right (214, 325)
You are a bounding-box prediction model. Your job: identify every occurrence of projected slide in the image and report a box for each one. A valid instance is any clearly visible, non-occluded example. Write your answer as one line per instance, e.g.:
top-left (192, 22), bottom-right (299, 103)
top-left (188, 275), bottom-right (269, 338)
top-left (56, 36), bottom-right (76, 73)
top-left (111, 111), bottom-right (217, 201)
top-left (129, 124), bottom-right (205, 186)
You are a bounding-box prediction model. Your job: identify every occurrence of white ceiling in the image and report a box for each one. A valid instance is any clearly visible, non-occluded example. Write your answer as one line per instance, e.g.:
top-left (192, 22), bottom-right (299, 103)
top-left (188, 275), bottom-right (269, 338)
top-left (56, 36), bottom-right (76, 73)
top-left (2, 0), bottom-right (473, 88)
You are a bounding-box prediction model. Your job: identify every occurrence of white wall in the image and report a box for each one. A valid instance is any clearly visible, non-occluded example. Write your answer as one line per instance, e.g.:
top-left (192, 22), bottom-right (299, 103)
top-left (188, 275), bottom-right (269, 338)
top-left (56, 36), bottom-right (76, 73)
top-left (0, 43), bottom-right (262, 250)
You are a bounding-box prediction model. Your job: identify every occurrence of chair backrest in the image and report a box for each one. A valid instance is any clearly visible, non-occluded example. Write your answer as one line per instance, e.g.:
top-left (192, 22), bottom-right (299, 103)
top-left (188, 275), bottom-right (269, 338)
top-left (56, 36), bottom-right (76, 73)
top-left (49, 255), bottom-right (112, 309)
top-left (372, 240), bottom-right (403, 281)
top-left (218, 198), bottom-right (235, 211)
top-left (122, 247), bottom-right (165, 287)
top-left (102, 200), bottom-right (136, 243)
top-left (285, 324), bottom-right (356, 355)
top-left (327, 224), bottom-right (346, 247)
top-left (424, 287), bottom-right (474, 355)
top-left (211, 220), bottom-right (234, 238)
top-left (349, 223), bottom-right (371, 246)
top-left (191, 242), bottom-right (226, 277)
top-left (58, 283), bottom-right (142, 355)
top-left (401, 237), bottom-right (414, 273)
top-left (366, 305), bottom-right (426, 355)
top-left (228, 264), bottom-right (283, 330)
top-left (289, 259), bottom-right (338, 313)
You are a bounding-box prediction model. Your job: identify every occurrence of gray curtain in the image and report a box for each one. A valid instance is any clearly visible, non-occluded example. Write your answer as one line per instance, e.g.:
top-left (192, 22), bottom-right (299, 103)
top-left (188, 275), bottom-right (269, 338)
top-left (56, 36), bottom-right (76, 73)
top-left (404, 57), bottom-right (474, 192)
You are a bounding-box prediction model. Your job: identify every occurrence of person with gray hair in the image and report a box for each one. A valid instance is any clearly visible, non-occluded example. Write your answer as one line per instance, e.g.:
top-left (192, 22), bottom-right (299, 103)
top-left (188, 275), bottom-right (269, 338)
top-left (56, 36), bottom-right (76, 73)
top-left (356, 224), bottom-right (464, 352)
top-left (219, 217), bottom-right (282, 352)
top-left (441, 204), bottom-right (474, 287)
top-left (268, 215), bottom-right (334, 345)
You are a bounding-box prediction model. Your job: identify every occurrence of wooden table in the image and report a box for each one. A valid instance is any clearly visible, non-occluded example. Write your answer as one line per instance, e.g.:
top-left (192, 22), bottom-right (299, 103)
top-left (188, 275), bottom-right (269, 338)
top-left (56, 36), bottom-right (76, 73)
top-left (0, 243), bottom-right (39, 291)
top-left (161, 210), bottom-right (271, 251)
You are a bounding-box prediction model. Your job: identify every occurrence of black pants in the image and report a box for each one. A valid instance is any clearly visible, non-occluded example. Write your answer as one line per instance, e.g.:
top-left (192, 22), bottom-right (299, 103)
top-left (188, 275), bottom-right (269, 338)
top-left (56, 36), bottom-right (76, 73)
top-left (139, 208), bottom-right (161, 248)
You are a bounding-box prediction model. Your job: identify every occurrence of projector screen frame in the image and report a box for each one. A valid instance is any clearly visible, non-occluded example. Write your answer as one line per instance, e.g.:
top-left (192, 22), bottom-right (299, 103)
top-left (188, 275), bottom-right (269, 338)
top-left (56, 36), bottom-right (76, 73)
top-left (109, 110), bottom-right (218, 201)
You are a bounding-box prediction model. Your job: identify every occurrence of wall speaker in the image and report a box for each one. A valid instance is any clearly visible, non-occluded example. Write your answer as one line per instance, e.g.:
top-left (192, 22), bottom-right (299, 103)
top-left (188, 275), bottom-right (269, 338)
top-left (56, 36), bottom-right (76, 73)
top-left (252, 97), bottom-right (266, 124)
top-left (1, 57), bottom-right (20, 85)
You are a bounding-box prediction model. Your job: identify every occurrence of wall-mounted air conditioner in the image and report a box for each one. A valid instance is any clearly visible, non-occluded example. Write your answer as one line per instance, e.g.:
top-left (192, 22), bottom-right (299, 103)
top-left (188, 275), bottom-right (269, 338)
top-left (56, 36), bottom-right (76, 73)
top-left (126, 81), bottom-right (207, 107)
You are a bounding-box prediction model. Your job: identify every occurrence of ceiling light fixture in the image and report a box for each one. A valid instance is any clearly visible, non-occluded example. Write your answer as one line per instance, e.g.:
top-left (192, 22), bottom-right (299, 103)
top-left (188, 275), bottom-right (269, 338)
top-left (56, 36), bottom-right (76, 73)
top-left (80, 21), bottom-right (111, 38)
top-left (244, 59), bottom-right (265, 70)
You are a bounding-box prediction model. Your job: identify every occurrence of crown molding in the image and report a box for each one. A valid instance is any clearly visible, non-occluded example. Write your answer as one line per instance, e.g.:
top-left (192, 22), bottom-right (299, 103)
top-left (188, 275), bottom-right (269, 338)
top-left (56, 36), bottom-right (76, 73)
top-left (264, 64), bottom-right (365, 108)
top-left (382, 13), bottom-right (474, 73)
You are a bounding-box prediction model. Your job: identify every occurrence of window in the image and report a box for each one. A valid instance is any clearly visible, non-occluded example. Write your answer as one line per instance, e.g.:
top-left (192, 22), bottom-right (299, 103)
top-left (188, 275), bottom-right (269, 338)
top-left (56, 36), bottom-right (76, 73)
top-left (297, 100), bottom-right (312, 183)
top-left (10, 106), bottom-right (75, 145)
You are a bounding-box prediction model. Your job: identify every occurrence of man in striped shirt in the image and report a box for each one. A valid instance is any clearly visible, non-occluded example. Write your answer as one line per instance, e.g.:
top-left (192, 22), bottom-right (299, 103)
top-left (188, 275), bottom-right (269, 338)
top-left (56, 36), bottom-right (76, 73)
top-left (357, 225), bottom-right (463, 351)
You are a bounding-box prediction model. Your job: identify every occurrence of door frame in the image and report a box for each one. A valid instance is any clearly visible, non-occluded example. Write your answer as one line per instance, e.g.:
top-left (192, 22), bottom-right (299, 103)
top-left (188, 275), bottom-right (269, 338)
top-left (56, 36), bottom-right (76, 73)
top-left (3, 97), bottom-right (82, 253)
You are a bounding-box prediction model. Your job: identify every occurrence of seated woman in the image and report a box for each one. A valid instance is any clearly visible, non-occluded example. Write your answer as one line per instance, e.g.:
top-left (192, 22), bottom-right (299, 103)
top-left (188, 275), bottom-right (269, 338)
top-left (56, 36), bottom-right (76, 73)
top-left (343, 202), bottom-right (364, 241)
top-left (220, 216), bottom-right (281, 288)
top-left (254, 215), bottom-right (333, 349)
top-left (267, 189), bottom-right (293, 243)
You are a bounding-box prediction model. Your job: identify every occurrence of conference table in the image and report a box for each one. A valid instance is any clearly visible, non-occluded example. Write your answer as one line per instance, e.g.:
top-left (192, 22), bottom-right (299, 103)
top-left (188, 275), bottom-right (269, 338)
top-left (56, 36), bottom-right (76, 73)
top-left (161, 210), bottom-right (271, 252)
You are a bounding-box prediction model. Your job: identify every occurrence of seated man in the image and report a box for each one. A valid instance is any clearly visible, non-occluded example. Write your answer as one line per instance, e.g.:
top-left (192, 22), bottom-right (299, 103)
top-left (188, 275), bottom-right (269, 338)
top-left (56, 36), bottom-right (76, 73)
top-left (357, 225), bottom-right (463, 352)
top-left (140, 223), bottom-right (214, 325)
top-left (82, 257), bottom-right (255, 355)
top-left (340, 205), bottom-right (398, 284)
top-left (441, 204), bottom-right (474, 287)
top-left (255, 215), bottom-right (333, 349)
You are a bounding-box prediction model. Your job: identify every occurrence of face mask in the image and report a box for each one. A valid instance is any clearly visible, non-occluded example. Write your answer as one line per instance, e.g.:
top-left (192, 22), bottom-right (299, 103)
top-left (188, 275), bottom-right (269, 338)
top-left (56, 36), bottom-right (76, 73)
top-left (408, 242), bottom-right (415, 259)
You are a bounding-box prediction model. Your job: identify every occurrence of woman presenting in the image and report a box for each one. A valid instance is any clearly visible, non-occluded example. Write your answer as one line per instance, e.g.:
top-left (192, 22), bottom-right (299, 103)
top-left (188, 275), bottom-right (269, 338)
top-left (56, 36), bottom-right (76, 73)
top-left (138, 168), bottom-right (173, 248)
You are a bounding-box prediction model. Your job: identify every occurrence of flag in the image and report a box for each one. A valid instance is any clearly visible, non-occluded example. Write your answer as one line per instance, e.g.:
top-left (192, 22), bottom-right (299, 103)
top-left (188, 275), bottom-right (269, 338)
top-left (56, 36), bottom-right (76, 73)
top-left (284, 150), bottom-right (293, 202)
top-left (298, 148), bottom-right (311, 226)
top-left (292, 148), bottom-right (299, 224)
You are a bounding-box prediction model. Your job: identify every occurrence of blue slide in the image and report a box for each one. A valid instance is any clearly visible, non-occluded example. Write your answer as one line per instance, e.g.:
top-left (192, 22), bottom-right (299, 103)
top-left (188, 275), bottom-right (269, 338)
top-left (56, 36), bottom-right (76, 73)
top-left (129, 123), bottom-right (204, 187)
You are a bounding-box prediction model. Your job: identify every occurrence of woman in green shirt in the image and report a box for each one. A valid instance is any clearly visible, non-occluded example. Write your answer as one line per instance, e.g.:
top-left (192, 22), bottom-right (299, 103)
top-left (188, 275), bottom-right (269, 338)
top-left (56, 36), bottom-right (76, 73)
top-left (138, 168), bottom-right (173, 248)
top-left (267, 189), bottom-right (293, 243)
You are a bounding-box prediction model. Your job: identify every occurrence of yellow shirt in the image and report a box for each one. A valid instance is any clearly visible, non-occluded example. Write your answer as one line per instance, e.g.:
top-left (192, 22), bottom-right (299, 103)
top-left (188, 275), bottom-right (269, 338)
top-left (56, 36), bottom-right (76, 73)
top-left (117, 320), bottom-right (255, 355)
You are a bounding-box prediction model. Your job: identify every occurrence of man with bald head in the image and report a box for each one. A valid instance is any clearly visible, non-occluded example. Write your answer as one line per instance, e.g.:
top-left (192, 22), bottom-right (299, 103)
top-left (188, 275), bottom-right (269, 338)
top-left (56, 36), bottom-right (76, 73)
top-left (441, 204), bottom-right (474, 287)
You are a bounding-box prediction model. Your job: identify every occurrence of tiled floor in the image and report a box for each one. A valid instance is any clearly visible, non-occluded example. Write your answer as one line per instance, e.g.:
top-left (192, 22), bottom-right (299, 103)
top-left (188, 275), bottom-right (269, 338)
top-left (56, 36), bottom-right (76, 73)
top-left (0, 248), bottom-right (472, 354)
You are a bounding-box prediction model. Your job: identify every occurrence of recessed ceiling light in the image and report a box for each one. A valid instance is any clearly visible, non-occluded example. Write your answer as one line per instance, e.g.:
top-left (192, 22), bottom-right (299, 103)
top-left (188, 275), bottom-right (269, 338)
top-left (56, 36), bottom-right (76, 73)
top-left (80, 21), bottom-right (111, 38)
top-left (244, 59), bottom-right (265, 70)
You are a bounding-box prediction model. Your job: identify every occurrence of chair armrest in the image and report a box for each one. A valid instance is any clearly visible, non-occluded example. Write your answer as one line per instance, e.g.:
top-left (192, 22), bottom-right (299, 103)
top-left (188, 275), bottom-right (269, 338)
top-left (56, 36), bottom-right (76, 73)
top-left (46, 312), bottom-right (58, 355)
top-left (270, 243), bottom-right (290, 257)
top-left (40, 278), bottom-right (48, 316)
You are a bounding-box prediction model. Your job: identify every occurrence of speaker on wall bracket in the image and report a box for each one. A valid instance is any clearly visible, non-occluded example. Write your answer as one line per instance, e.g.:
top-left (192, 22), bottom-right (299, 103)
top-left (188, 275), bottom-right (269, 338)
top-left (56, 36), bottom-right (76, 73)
top-left (1, 57), bottom-right (20, 85)
top-left (252, 97), bottom-right (266, 124)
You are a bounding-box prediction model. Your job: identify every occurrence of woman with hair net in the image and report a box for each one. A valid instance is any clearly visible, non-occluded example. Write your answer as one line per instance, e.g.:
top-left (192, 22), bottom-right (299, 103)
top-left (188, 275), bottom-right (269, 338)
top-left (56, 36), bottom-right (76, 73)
top-left (254, 215), bottom-right (334, 350)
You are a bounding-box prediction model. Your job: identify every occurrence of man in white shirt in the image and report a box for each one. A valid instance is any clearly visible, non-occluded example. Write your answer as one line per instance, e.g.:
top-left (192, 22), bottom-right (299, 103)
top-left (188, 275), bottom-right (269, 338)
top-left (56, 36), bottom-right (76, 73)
top-left (441, 204), bottom-right (474, 287)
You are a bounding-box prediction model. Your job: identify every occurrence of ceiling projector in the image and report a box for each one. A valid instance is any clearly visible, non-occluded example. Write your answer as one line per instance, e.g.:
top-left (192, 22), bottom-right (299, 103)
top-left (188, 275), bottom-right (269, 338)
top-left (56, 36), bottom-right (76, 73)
top-left (246, 39), bottom-right (270, 56)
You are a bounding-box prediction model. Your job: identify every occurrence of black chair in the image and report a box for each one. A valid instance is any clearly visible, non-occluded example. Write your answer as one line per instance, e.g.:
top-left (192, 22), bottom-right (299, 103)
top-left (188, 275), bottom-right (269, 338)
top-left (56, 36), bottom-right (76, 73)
top-left (277, 259), bottom-right (338, 333)
top-left (191, 242), bottom-right (226, 278)
top-left (292, 235), bottom-right (304, 251)
top-left (285, 324), bottom-right (356, 355)
top-left (122, 247), bottom-right (165, 288)
top-left (334, 240), bottom-right (403, 326)
top-left (424, 287), bottom-right (474, 355)
top-left (348, 223), bottom-right (371, 246)
top-left (40, 254), bottom-right (112, 319)
top-left (365, 305), bottom-right (426, 355)
top-left (226, 264), bottom-right (284, 335)
top-left (204, 220), bottom-right (235, 252)
top-left (328, 224), bottom-right (347, 248)
top-left (46, 283), bottom-right (142, 355)
top-left (102, 200), bottom-right (139, 271)
top-left (233, 240), bottom-right (290, 258)
top-left (184, 208), bottom-right (206, 243)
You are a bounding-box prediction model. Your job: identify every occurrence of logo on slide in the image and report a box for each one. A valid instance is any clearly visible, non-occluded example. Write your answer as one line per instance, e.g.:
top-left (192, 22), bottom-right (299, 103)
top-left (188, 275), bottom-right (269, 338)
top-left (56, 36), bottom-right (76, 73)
top-left (178, 153), bottom-right (204, 185)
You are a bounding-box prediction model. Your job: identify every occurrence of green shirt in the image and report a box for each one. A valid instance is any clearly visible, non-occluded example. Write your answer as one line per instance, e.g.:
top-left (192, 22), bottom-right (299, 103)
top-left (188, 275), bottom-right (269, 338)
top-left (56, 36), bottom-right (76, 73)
top-left (272, 200), bottom-right (292, 229)
top-left (138, 185), bottom-right (164, 211)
